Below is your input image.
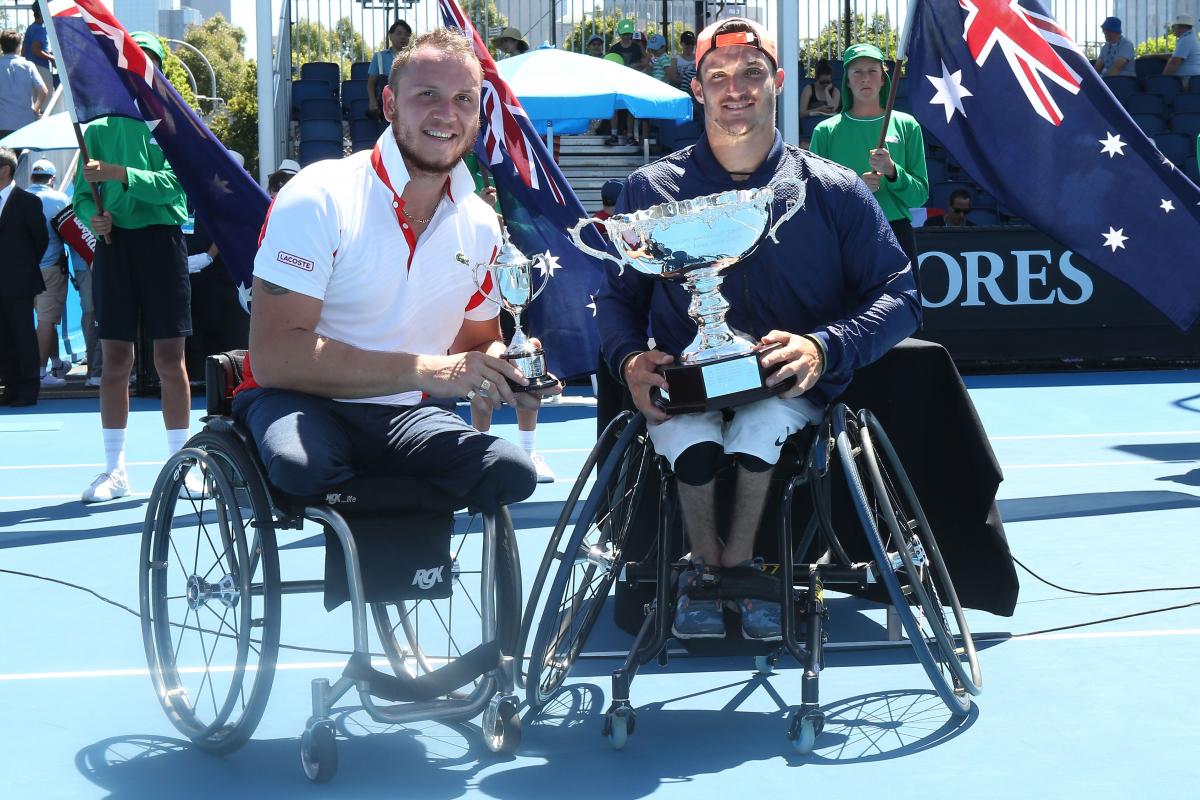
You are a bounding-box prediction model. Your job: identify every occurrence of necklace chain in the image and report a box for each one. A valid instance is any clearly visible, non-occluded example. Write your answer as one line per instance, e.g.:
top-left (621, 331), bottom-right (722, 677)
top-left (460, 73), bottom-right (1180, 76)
top-left (403, 207), bottom-right (434, 225)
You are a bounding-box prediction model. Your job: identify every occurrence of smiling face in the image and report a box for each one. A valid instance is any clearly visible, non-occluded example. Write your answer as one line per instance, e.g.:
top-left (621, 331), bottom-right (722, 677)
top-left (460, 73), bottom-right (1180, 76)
top-left (692, 44), bottom-right (782, 139)
top-left (384, 46), bottom-right (482, 177)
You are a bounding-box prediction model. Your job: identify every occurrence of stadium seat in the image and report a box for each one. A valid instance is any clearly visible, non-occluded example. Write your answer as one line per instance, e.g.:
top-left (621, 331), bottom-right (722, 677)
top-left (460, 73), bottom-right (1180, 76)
top-left (928, 180), bottom-right (974, 209)
top-left (300, 61), bottom-right (341, 98)
top-left (973, 187), bottom-right (998, 210)
top-left (350, 60), bottom-right (371, 81)
top-left (1132, 113), bottom-right (1167, 135)
top-left (1125, 93), bottom-right (1166, 115)
top-left (351, 137), bottom-right (375, 153)
top-left (1171, 112), bottom-right (1200, 138)
top-left (300, 118), bottom-right (343, 143)
top-left (301, 98), bottom-right (342, 121)
top-left (1172, 94), bottom-right (1200, 114)
top-left (828, 60), bottom-right (844, 84)
top-left (291, 79), bottom-right (330, 118)
top-left (1145, 74), bottom-right (1184, 106)
top-left (1103, 75), bottom-right (1139, 102)
top-left (971, 208), bottom-right (1000, 226)
top-left (800, 115), bottom-right (822, 137)
top-left (1185, 155), bottom-right (1199, 184)
top-left (341, 80), bottom-right (368, 115)
top-left (1189, 78), bottom-right (1200, 94)
top-left (1135, 56), bottom-right (1167, 83)
top-left (349, 98), bottom-right (371, 121)
top-left (298, 139), bottom-right (344, 166)
top-left (1152, 132), bottom-right (1191, 165)
top-left (925, 156), bottom-right (947, 185)
top-left (350, 118), bottom-right (385, 145)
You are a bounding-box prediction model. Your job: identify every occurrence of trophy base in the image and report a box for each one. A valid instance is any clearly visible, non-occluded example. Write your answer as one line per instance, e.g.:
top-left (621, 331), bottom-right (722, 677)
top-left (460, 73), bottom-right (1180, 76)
top-left (502, 350), bottom-right (558, 393)
top-left (654, 343), bottom-right (797, 414)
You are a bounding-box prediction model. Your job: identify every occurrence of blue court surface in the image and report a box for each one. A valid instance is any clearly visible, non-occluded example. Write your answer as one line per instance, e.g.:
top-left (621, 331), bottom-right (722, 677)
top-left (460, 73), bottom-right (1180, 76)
top-left (3, 371), bottom-right (1199, 799)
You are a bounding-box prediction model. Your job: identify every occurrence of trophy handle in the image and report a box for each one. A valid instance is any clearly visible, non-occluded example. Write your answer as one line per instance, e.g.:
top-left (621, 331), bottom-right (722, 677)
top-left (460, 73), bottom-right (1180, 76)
top-left (765, 177), bottom-right (807, 244)
top-left (528, 257), bottom-right (551, 304)
top-left (568, 216), bottom-right (624, 269)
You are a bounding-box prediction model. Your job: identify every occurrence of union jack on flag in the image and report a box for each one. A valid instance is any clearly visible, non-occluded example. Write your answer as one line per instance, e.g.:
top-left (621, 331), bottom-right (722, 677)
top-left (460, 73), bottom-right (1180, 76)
top-left (909, 0), bottom-right (1200, 330)
top-left (439, 0), bottom-right (607, 380)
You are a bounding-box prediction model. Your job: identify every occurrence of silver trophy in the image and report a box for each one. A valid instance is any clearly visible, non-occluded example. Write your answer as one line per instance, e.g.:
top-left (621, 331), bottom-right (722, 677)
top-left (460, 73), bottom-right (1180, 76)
top-left (456, 227), bottom-right (558, 393)
top-left (569, 179), bottom-right (805, 413)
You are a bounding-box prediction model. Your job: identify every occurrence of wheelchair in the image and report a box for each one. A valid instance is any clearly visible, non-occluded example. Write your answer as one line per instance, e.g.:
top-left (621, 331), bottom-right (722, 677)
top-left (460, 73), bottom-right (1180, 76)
top-left (517, 405), bottom-right (982, 754)
top-left (138, 351), bottom-right (522, 782)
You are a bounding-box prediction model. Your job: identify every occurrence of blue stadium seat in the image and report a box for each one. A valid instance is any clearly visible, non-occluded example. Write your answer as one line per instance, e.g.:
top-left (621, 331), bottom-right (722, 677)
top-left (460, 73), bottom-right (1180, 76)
top-left (1135, 56), bottom-right (1166, 83)
top-left (1103, 75), bottom-right (1139, 102)
top-left (1185, 155), bottom-right (1199, 184)
top-left (925, 156), bottom-right (947, 185)
top-left (301, 98), bottom-right (342, 121)
top-left (1172, 94), bottom-right (1200, 114)
top-left (298, 139), bottom-right (343, 166)
top-left (1170, 112), bottom-right (1200, 138)
top-left (973, 187), bottom-right (998, 210)
top-left (1132, 113), bottom-right (1167, 135)
top-left (828, 60), bottom-right (843, 84)
top-left (301, 61), bottom-right (341, 98)
top-left (800, 115), bottom-right (822, 137)
top-left (291, 79), bottom-right (330, 118)
top-left (300, 118), bottom-right (343, 143)
top-left (1145, 74), bottom-right (1184, 106)
top-left (341, 80), bottom-right (368, 115)
top-left (928, 180), bottom-right (974, 210)
top-left (350, 118), bottom-right (385, 145)
top-left (350, 60), bottom-right (371, 81)
top-left (1189, 78), bottom-right (1200, 94)
top-left (970, 208), bottom-right (1000, 226)
top-left (349, 98), bottom-right (371, 121)
top-left (1125, 93), bottom-right (1166, 115)
top-left (1152, 132), bottom-right (1191, 166)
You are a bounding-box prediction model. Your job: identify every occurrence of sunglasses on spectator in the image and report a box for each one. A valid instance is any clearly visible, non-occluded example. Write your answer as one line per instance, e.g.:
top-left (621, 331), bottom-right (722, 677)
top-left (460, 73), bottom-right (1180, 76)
top-left (950, 206), bottom-right (971, 215)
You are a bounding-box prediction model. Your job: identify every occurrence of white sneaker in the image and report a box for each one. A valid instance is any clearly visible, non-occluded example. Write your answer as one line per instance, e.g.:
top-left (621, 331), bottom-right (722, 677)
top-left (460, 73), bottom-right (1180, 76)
top-left (40, 373), bottom-right (66, 387)
top-left (82, 471), bottom-right (131, 503)
top-left (179, 468), bottom-right (210, 500)
top-left (530, 452), bottom-right (556, 484)
top-left (84, 376), bottom-right (102, 388)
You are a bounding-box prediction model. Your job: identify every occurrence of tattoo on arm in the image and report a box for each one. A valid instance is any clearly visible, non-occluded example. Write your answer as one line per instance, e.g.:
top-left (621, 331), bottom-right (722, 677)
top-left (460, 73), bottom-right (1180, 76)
top-left (261, 280), bottom-right (291, 296)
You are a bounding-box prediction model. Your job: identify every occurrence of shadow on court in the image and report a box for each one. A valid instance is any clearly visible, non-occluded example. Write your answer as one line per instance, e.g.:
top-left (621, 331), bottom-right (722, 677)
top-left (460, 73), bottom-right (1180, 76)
top-left (0, 498), bottom-right (148, 548)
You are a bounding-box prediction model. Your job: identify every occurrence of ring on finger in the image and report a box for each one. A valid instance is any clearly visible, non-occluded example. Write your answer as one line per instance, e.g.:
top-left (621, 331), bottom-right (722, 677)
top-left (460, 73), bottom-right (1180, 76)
top-left (479, 378), bottom-right (492, 392)
top-left (466, 389), bottom-right (477, 400)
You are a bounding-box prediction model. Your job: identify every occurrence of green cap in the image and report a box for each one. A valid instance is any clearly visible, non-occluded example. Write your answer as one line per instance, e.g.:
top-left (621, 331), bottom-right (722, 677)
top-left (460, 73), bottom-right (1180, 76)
top-left (616, 19), bottom-right (636, 35)
top-left (130, 31), bottom-right (165, 64)
top-left (840, 42), bottom-right (892, 112)
top-left (842, 42), bottom-right (886, 65)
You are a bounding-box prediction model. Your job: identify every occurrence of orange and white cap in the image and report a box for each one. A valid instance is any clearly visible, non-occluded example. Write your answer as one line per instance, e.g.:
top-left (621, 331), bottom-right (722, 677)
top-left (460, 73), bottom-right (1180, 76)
top-left (694, 17), bottom-right (778, 70)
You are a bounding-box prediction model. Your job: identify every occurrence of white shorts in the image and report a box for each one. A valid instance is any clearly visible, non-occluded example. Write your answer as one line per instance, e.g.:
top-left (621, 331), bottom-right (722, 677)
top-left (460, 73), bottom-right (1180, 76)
top-left (647, 394), bottom-right (825, 469)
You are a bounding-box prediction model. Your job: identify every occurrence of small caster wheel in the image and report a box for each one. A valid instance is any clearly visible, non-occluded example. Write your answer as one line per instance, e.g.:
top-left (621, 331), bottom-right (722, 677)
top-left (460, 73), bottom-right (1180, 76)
top-left (787, 709), bottom-right (824, 755)
top-left (754, 652), bottom-right (779, 674)
top-left (300, 720), bottom-right (338, 783)
top-left (603, 706), bottom-right (635, 750)
top-left (482, 697), bottom-right (522, 755)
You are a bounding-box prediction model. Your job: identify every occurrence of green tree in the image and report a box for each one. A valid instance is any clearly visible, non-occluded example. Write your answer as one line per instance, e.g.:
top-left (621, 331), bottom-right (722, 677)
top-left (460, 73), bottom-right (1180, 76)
top-left (1136, 33), bottom-right (1177, 57)
top-left (293, 17), bottom-right (371, 76)
top-left (159, 37), bottom-right (199, 110)
top-left (799, 13), bottom-right (899, 76)
top-left (179, 13), bottom-right (248, 106)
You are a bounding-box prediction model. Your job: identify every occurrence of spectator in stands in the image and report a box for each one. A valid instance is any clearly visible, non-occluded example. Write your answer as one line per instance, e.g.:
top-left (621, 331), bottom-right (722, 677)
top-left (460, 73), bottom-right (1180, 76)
top-left (1164, 14), bottom-right (1200, 83)
top-left (267, 158), bottom-right (300, 197)
top-left (367, 19), bottom-right (412, 121)
top-left (1094, 17), bottom-right (1135, 77)
top-left (491, 27), bottom-right (527, 59)
top-left (0, 28), bottom-right (46, 138)
top-left (595, 178), bottom-right (622, 223)
top-left (0, 146), bottom-right (49, 406)
top-left (800, 59), bottom-right (841, 118)
top-left (21, 3), bottom-right (53, 111)
top-left (647, 34), bottom-right (670, 81)
top-left (809, 43), bottom-right (928, 295)
top-left (586, 33), bottom-right (605, 58)
top-left (74, 32), bottom-right (197, 503)
top-left (26, 158), bottom-right (69, 387)
top-left (606, 19), bottom-right (646, 146)
top-left (666, 30), bottom-right (697, 92)
top-left (924, 189), bottom-right (974, 228)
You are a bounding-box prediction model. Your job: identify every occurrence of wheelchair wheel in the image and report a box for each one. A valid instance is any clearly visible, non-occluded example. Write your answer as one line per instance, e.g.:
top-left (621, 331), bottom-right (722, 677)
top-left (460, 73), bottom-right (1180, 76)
top-left (833, 406), bottom-right (980, 716)
top-left (522, 412), bottom-right (652, 711)
top-left (140, 430), bottom-right (281, 753)
top-left (371, 507), bottom-right (520, 696)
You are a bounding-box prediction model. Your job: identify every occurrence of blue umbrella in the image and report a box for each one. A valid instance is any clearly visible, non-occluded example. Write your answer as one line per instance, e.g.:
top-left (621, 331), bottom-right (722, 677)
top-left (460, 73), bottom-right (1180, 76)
top-left (496, 47), bottom-right (693, 134)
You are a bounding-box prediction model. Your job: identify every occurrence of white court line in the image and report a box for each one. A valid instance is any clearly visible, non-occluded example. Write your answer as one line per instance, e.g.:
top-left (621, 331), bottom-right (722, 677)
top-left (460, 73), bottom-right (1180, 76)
top-left (5, 628), bottom-right (1199, 681)
top-left (991, 430), bottom-right (1200, 441)
top-left (1003, 460), bottom-right (1197, 469)
top-left (0, 461), bottom-right (163, 471)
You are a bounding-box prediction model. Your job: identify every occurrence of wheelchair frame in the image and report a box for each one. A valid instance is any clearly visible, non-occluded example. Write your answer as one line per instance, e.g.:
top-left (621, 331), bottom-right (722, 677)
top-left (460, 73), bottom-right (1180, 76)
top-left (138, 353), bottom-right (522, 782)
top-left (520, 405), bottom-right (981, 754)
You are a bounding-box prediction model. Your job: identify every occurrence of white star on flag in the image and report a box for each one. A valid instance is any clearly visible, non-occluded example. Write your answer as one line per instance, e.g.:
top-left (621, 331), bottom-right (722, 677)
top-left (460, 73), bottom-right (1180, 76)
top-left (1101, 227), bottom-right (1128, 252)
top-left (1098, 132), bottom-right (1126, 158)
top-left (1161, 199), bottom-right (1175, 213)
top-left (926, 61), bottom-right (973, 123)
top-left (237, 282), bottom-right (252, 312)
top-left (586, 295), bottom-right (597, 317)
top-left (210, 173), bottom-right (232, 196)
top-left (536, 251), bottom-right (561, 278)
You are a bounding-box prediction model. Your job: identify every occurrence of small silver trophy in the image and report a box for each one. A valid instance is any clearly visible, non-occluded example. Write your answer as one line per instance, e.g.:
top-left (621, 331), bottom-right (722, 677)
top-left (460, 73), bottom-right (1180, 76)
top-left (457, 227), bottom-right (558, 393)
top-left (569, 179), bottom-right (804, 413)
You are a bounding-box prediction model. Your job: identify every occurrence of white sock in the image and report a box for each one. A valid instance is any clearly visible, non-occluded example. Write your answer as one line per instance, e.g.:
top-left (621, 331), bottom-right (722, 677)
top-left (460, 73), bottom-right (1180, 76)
top-left (166, 428), bottom-right (190, 456)
top-left (102, 428), bottom-right (127, 475)
top-left (519, 428), bottom-right (536, 455)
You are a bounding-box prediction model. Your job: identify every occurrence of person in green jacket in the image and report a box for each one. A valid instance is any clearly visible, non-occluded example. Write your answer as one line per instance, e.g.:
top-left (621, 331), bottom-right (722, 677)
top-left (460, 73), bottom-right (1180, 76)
top-left (809, 43), bottom-right (928, 294)
top-left (74, 32), bottom-right (198, 504)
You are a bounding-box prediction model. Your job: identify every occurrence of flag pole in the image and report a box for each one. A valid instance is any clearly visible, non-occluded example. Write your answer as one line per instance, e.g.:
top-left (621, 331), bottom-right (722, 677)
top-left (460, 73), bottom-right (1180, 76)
top-left (38, 0), bottom-right (110, 243)
top-left (875, 0), bottom-right (918, 153)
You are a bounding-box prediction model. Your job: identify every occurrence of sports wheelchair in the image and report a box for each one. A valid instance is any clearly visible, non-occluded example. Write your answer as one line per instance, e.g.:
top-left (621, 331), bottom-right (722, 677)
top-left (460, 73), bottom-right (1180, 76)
top-left (138, 351), bottom-right (522, 782)
top-left (517, 405), bottom-right (982, 754)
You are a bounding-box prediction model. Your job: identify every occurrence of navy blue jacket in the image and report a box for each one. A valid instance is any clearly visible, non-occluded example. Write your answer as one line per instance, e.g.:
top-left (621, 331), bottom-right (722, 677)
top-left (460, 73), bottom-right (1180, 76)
top-left (596, 132), bottom-right (921, 407)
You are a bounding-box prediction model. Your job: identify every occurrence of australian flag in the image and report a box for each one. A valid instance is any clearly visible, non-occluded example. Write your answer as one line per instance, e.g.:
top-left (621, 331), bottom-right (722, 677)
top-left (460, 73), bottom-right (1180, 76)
top-left (45, 0), bottom-right (267, 309)
top-left (440, 0), bottom-right (608, 379)
top-left (908, 0), bottom-right (1200, 330)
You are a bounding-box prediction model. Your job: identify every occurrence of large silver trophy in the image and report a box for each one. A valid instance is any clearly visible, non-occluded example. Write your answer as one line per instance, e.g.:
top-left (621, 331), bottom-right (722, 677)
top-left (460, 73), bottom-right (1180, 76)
top-left (456, 227), bottom-right (558, 393)
top-left (569, 179), bottom-right (805, 413)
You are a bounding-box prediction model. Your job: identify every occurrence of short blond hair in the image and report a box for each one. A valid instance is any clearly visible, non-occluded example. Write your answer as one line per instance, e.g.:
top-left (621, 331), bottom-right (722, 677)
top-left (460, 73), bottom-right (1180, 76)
top-left (389, 27), bottom-right (481, 90)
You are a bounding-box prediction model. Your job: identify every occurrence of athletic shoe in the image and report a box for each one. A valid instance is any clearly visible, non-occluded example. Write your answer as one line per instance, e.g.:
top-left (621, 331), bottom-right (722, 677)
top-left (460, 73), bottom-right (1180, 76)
top-left (733, 558), bottom-right (783, 641)
top-left (84, 376), bottom-right (102, 388)
top-left (82, 471), bottom-right (131, 503)
top-left (530, 452), bottom-right (556, 484)
top-left (40, 373), bottom-right (65, 387)
top-left (179, 468), bottom-right (210, 500)
top-left (671, 560), bottom-right (724, 639)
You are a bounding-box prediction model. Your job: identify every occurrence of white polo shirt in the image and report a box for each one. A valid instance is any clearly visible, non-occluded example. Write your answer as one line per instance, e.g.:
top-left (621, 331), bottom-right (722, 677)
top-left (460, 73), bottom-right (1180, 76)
top-left (253, 130), bottom-right (502, 406)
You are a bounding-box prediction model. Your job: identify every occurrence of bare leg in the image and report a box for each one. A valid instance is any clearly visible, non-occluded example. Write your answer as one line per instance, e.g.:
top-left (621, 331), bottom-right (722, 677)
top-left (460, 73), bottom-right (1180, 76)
top-left (36, 322), bottom-right (59, 373)
top-left (516, 403), bottom-right (538, 432)
top-left (720, 466), bottom-right (773, 567)
top-left (153, 337), bottom-right (190, 430)
top-left (99, 340), bottom-right (134, 429)
top-left (675, 480), bottom-right (721, 565)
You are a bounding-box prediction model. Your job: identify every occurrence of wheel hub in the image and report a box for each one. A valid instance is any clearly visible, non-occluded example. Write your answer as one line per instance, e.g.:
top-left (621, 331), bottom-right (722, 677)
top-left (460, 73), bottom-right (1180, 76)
top-left (186, 573), bottom-right (241, 610)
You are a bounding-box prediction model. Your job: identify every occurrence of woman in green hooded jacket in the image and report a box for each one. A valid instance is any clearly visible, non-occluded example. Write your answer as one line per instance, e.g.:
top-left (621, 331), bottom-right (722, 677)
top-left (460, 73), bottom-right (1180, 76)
top-left (809, 43), bottom-right (928, 293)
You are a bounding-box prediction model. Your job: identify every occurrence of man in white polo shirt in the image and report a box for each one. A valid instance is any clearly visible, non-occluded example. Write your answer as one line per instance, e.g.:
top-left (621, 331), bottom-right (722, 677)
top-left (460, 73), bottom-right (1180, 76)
top-left (231, 28), bottom-right (546, 511)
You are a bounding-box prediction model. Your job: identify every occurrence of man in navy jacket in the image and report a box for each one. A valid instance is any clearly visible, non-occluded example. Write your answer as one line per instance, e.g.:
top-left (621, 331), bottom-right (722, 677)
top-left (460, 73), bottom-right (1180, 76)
top-left (596, 19), bottom-right (919, 641)
top-left (0, 147), bottom-right (51, 406)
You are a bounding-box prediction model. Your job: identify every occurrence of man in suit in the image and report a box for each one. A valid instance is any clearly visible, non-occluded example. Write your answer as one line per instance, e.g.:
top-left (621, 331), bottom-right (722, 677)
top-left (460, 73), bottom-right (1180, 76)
top-left (0, 146), bottom-right (51, 406)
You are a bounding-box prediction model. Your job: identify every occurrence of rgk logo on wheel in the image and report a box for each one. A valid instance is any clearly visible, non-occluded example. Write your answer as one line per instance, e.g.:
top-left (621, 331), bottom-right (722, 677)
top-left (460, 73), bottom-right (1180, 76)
top-left (411, 566), bottom-right (445, 590)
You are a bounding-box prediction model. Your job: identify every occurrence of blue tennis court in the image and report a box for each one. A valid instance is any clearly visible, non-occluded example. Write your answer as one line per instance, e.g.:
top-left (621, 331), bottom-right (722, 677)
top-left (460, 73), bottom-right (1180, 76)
top-left (2, 369), bottom-right (1199, 798)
